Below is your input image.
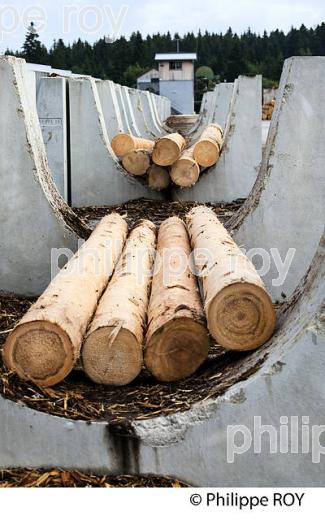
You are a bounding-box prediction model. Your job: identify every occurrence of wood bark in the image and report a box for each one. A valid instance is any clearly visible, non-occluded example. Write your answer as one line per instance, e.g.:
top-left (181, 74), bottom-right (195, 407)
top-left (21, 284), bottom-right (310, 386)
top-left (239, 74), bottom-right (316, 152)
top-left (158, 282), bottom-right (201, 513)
top-left (145, 216), bottom-right (209, 381)
top-left (186, 206), bottom-right (276, 350)
top-left (112, 133), bottom-right (154, 157)
top-left (193, 124), bottom-right (223, 167)
top-left (170, 146), bottom-right (200, 187)
top-left (82, 220), bottom-right (156, 385)
top-left (147, 164), bottom-right (170, 191)
top-left (152, 133), bottom-right (186, 166)
top-left (3, 214), bottom-right (128, 386)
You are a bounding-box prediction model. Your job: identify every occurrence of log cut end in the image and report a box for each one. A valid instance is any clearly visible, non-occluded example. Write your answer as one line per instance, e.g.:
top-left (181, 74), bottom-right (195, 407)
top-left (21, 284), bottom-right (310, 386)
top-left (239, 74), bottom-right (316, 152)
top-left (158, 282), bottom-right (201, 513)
top-left (122, 150), bottom-right (151, 175)
top-left (170, 157), bottom-right (200, 187)
top-left (82, 325), bottom-right (143, 385)
top-left (152, 135), bottom-right (185, 166)
top-left (193, 138), bottom-right (220, 167)
top-left (111, 133), bottom-right (134, 156)
top-left (207, 282), bottom-right (276, 350)
top-left (145, 317), bottom-right (209, 382)
top-left (3, 321), bottom-right (74, 387)
top-left (147, 164), bottom-right (170, 191)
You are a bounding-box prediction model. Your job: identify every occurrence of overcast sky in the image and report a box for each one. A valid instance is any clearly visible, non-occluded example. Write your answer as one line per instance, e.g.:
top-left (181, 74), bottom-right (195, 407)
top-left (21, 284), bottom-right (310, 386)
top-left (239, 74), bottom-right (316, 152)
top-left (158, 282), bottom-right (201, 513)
top-left (0, 0), bottom-right (324, 53)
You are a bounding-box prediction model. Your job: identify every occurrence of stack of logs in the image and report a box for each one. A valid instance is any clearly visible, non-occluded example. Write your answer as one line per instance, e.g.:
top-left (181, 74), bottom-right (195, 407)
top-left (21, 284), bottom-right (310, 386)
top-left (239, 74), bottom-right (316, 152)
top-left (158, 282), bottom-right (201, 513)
top-left (111, 124), bottom-right (223, 190)
top-left (3, 208), bottom-right (276, 388)
top-left (262, 99), bottom-right (275, 120)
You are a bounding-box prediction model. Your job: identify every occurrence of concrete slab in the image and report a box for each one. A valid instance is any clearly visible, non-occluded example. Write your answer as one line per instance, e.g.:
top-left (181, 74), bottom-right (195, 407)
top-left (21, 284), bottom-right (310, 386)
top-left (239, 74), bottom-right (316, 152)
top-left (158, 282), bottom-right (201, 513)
top-left (69, 77), bottom-right (164, 207)
top-left (172, 76), bottom-right (262, 202)
top-left (37, 77), bottom-right (68, 201)
top-left (0, 56), bottom-right (90, 296)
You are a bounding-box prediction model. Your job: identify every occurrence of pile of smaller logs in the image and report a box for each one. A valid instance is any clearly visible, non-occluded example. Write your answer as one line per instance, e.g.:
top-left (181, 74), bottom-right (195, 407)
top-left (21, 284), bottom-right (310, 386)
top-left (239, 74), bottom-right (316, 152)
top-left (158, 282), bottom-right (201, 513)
top-left (111, 124), bottom-right (223, 190)
top-left (262, 99), bottom-right (275, 120)
top-left (3, 208), bottom-right (276, 388)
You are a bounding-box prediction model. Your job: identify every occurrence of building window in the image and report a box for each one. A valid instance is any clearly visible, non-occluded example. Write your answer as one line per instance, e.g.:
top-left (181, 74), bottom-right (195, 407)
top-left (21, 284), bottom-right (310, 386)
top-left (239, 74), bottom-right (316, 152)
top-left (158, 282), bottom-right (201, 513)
top-left (169, 61), bottom-right (182, 70)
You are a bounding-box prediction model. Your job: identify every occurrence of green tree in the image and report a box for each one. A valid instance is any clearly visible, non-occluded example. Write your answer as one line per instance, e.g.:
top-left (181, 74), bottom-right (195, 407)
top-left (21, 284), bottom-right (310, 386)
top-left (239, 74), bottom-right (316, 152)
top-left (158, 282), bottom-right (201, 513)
top-left (123, 63), bottom-right (148, 87)
top-left (21, 22), bottom-right (48, 64)
top-left (195, 65), bottom-right (215, 80)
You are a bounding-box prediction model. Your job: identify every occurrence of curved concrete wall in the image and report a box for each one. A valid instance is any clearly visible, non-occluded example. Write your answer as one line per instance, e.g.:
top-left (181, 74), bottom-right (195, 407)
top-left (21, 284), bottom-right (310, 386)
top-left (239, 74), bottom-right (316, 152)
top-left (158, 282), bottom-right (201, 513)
top-left (96, 80), bottom-right (124, 139)
top-left (121, 85), bottom-right (142, 137)
top-left (0, 56), bottom-right (90, 296)
top-left (114, 83), bottom-right (132, 134)
top-left (212, 82), bottom-right (234, 128)
top-left (128, 88), bottom-right (156, 139)
top-left (231, 57), bottom-right (325, 301)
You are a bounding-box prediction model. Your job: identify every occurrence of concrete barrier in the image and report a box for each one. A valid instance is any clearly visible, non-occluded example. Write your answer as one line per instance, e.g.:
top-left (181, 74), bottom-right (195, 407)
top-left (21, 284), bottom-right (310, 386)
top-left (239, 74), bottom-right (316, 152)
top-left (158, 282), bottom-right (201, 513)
top-left (69, 77), bottom-right (164, 207)
top-left (172, 76), bottom-right (262, 202)
top-left (0, 56), bottom-right (90, 296)
top-left (37, 77), bottom-right (68, 201)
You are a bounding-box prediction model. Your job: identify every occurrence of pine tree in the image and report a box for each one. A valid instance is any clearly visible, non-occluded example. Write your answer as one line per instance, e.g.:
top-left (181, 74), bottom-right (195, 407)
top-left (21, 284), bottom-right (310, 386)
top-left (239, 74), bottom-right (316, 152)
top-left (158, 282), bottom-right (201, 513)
top-left (22, 21), bottom-right (48, 64)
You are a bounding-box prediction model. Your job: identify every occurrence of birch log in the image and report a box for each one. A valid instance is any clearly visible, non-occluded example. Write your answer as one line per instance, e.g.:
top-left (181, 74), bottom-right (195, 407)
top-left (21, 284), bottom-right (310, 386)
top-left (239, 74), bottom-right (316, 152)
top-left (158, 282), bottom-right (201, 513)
top-left (145, 216), bottom-right (209, 381)
top-left (3, 214), bottom-right (127, 387)
top-left (186, 206), bottom-right (276, 350)
top-left (82, 220), bottom-right (156, 385)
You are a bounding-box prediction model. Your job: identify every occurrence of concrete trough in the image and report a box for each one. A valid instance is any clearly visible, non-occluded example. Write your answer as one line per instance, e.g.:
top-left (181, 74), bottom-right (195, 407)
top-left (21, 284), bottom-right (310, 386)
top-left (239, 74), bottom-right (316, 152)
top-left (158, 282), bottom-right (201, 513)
top-left (69, 77), bottom-right (164, 207)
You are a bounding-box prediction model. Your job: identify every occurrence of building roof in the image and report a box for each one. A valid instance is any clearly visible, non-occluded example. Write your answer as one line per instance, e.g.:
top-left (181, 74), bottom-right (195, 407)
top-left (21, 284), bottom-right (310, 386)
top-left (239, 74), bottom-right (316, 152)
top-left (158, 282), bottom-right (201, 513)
top-left (137, 68), bottom-right (160, 82)
top-left (155, 53), bottom-right (197, 61)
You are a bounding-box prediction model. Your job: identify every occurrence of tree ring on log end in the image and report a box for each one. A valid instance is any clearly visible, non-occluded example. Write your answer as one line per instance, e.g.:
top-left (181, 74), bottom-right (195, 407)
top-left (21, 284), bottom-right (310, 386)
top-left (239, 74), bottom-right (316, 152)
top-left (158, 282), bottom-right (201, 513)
top-left (145, 317), bottom-right (210, 382)
top-left (193, 138), bottom-right (220, 167)
top-left (82, 326), bottom-right (143, 386)
top-left (207, 282), bottom-right (276, 350)
top-left (3, 320), bottom-right (74, 387)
